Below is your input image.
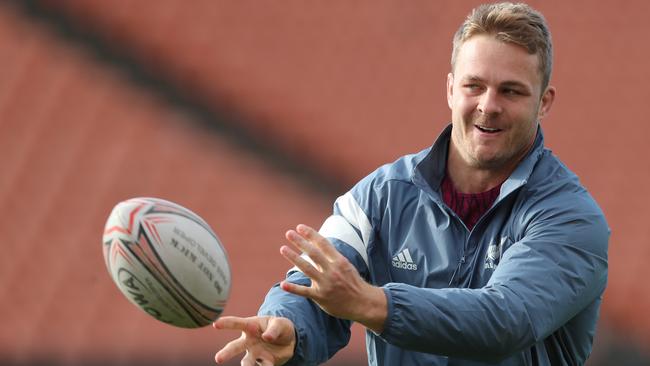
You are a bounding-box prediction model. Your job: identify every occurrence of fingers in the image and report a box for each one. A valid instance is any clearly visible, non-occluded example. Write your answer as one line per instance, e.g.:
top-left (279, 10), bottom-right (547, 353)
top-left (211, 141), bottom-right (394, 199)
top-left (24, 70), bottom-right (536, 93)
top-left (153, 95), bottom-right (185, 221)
top-left (241, 353), bottom-right (273, 366)
top-left (213, 316), bottom-right (249, 331)
top-left (285, 224), bottom-right (341, 267)
top-left (215, 336), bottom-right (247, 364)
top-left (279, 240), bottom-right (320, 299)
top-left (280, 245), bottom-right (322, 281)
top-left (214, 319), bottom-right (265, 365)
top-left (239, 351), bottom-right (257, 366)
top-left (214, 316), bottom-right (295, 365)
top-left (280, 279), bottom-right (315, 299)
top-left (285, 229), bottom-right (329, 270)
top-left (261, 317), bottom-right (292, 344)
top-left (260, 315), bottom-right (282, 343)
top-left (296, 224), bottom-right (340, 259)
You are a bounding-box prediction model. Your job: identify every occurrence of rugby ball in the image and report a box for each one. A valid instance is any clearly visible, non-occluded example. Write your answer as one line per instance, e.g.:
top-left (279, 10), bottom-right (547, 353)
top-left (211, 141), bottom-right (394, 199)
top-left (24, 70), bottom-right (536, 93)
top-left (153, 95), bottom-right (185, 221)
top-left (102, 197), bottom-right (231, 328)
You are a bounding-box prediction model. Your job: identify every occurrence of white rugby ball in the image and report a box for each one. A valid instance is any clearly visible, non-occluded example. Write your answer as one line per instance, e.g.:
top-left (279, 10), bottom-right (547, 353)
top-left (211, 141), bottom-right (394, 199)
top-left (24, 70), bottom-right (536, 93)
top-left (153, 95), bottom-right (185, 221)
top-left (102, 197), bottom-right (231, 328)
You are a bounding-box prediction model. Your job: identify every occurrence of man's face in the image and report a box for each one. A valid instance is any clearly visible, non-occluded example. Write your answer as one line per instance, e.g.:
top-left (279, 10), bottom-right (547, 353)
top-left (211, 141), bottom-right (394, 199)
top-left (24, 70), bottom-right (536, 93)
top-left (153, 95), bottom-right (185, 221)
top-left (447, 34), bottom-right (554, 171)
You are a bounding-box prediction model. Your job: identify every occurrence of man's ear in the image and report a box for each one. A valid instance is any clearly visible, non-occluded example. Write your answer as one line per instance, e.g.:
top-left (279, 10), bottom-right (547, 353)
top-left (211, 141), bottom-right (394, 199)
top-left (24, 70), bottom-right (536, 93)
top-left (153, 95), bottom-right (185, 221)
top-left (538, 86), bottom-right (556, 120)
top-left (447, 73), bottom-right (454, 109)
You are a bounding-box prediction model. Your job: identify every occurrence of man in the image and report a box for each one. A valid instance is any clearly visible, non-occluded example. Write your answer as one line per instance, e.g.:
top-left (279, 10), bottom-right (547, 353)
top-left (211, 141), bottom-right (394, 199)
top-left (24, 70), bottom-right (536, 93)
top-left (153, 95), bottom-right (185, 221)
top-left (214, 2), bottom-right (609, 365)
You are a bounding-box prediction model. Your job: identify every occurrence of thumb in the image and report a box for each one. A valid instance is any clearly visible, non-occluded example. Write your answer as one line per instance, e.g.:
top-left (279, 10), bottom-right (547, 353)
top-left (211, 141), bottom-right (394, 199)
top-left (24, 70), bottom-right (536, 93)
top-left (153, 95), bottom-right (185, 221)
top-left (262, 317), bottom-right (292, 344)
top-left (261, 317), bottom-right (280, 342)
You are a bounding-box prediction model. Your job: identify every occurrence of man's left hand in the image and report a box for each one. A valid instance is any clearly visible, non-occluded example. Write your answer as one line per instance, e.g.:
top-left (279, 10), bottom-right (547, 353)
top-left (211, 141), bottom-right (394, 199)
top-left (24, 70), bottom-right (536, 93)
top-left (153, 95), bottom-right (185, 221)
top-left (280, 224), bottom-right (387, 333)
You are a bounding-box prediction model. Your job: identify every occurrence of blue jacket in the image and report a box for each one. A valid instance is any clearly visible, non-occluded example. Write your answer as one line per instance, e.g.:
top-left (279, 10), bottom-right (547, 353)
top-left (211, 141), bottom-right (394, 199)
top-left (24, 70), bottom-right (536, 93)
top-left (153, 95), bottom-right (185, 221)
top-left (259, 125), bottom-right (609, 365)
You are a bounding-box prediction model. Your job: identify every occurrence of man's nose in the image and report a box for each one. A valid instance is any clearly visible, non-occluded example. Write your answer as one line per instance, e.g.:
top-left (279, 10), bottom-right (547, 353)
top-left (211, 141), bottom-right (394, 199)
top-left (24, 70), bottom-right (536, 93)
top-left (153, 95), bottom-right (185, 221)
top-left (477, 89), bottom-right (502, 115)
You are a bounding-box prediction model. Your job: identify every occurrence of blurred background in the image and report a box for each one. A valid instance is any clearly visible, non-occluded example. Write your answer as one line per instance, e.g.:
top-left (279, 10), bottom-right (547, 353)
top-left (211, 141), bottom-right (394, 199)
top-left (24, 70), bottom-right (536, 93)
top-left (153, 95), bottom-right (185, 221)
top-left (0, 0), bottom-right (648, 365)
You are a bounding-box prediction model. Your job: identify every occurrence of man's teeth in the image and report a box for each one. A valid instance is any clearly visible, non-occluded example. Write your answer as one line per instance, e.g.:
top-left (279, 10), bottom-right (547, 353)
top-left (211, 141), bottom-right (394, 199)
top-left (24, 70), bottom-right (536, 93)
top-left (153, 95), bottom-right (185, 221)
top-left (477, 125), bottom-right (501, 132)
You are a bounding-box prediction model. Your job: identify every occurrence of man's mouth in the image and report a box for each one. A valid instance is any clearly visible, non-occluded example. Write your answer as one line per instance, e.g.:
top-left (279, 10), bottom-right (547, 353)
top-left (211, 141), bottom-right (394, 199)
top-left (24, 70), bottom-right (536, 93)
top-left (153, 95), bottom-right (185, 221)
top-left (475, 125), bottom-right (502, 134)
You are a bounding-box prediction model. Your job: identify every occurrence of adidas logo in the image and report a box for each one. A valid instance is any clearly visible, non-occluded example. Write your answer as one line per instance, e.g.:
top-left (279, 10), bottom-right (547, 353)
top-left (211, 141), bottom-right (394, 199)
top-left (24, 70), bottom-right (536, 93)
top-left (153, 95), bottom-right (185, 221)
top-left (392, 248), bottom-right (418, 271)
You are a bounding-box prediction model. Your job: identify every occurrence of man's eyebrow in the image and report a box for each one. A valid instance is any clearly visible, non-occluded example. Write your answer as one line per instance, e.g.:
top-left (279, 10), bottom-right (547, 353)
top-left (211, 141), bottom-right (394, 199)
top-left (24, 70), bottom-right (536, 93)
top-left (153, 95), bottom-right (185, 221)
top-left (460, 75), bottom-right (485, 83)
top-left (500, 80), bottom-right (530, 90)
top-left (461, 75), bottom-right (532, 91)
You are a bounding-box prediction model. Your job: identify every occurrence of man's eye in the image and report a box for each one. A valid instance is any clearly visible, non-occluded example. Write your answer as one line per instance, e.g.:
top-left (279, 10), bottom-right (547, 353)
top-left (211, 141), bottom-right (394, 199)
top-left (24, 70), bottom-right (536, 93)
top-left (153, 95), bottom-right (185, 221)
top-left (503, 88), bottom-right (521, 95)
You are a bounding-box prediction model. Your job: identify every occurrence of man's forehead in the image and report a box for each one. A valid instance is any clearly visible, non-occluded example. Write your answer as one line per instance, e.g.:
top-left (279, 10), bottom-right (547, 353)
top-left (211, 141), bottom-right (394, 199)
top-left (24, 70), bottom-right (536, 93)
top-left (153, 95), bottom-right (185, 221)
top-left (454, 35), bottom-right (542, 88)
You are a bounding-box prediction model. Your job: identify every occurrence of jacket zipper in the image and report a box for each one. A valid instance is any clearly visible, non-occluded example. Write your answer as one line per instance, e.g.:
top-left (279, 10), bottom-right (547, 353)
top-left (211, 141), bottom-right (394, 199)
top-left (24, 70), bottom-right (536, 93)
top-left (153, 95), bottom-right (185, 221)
top-left (448, 255), bottom-right (466, 286)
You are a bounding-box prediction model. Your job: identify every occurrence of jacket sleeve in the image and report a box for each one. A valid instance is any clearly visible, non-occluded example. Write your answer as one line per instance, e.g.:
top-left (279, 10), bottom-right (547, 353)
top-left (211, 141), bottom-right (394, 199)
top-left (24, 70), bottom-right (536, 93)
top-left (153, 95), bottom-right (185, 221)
top-left (257, 270), bottom-right (350, 366)
top-left (256, 168), bottom-right (381, 364)
top-left (257, 227), bottom-right (370, 365)
top-left (378, 195), bottom-right (609, 362)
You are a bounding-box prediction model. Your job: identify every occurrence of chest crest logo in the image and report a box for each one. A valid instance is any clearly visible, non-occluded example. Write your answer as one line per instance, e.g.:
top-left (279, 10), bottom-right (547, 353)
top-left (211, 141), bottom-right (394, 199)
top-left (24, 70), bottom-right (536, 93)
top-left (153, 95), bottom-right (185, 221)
top-left (485, 236), bottom-right (509, 270)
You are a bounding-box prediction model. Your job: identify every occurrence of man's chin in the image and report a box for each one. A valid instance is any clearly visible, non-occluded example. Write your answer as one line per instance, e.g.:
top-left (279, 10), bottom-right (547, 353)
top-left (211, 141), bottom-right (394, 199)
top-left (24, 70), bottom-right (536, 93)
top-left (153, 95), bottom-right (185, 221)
top-left (470, 153), bottom-right (506, 170)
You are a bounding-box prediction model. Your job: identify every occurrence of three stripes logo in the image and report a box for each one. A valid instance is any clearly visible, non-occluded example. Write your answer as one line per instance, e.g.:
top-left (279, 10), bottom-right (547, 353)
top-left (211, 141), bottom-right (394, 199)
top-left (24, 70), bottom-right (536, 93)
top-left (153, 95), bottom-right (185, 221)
top-left (392, 248), bottom-right (418, 271)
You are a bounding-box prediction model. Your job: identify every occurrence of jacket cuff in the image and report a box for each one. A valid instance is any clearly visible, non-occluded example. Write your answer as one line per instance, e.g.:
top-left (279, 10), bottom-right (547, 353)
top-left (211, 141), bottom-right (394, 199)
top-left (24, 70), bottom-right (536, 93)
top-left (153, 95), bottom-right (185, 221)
top-left (376, 283), bottom-right (405, 343)
top-left (374, 285), bottom-right (395, 337)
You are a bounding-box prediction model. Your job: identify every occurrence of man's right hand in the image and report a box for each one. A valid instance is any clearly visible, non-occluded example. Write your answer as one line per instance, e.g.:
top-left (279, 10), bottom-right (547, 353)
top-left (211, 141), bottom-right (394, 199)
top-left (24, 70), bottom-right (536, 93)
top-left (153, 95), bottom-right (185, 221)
top-left (213, 316), bottom-right (296, 366)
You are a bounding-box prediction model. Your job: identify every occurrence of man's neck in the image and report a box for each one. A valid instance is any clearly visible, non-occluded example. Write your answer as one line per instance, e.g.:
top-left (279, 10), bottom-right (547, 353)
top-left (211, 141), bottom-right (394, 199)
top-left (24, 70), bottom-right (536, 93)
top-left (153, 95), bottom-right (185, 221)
top-left (446, 144), bottom-right (520, 194)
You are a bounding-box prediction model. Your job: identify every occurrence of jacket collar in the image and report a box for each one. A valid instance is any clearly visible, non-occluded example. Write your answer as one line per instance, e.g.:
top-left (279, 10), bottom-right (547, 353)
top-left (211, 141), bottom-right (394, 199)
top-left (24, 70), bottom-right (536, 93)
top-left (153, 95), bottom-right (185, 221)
top-left (412, 123), bottom-right (545, 199)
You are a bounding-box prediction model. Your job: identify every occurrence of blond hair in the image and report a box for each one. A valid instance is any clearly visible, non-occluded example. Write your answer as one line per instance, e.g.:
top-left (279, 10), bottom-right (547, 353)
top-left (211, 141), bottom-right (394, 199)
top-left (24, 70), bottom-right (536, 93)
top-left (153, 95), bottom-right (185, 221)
top-left (451, 2), bottom-right (553, 91)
